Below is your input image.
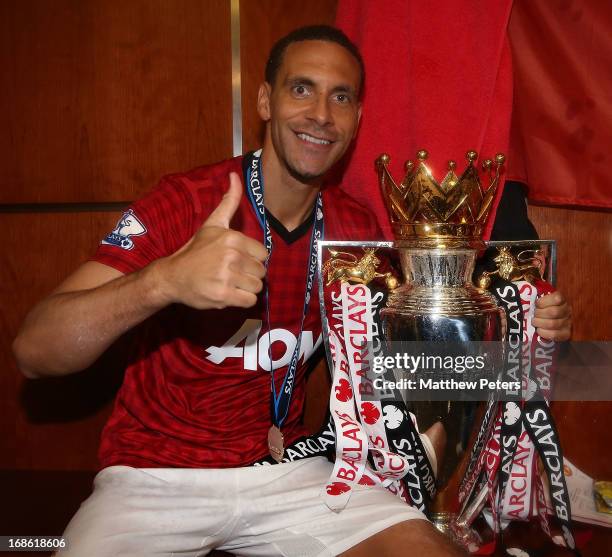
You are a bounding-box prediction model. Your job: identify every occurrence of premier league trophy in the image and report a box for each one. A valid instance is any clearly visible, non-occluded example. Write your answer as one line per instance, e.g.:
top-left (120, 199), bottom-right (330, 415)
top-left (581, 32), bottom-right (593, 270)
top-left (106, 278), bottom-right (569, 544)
top-left (376, 149), bottom-right (506, 530)
top-left (318, 150), bottom-right (574, 553)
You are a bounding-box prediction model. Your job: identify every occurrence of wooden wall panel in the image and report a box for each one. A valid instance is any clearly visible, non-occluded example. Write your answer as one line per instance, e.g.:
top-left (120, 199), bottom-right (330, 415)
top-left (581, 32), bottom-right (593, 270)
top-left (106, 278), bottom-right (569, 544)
top-left (552, 401), bottom-right (610, 481)
top-left (528, 205), bottom-right (612, 482)
top-left (528, 205), bottom-right (612, 341)
top-left (0, 211), bottom-right (124, 470)
top-left (0, 0), bottom-right (231, 204)
top-left (240, 0), bottom-right (337, 153)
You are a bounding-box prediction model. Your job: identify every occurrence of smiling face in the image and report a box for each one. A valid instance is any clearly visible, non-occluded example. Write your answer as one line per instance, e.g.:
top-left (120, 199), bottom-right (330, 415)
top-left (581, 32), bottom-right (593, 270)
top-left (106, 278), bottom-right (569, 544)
top-left (257, 40), bottom-right (362, 183)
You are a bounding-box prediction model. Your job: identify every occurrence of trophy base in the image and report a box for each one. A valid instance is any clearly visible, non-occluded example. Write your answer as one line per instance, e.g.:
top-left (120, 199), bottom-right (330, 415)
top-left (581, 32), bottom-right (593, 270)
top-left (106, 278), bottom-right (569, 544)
top-left (432, 512), bottom-right (483, 553)
top-left (431, 511), bottom-right (454, 534)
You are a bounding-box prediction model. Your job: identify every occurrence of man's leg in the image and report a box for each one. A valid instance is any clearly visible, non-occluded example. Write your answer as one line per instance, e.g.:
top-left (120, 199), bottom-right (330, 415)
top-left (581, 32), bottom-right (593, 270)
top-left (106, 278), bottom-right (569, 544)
top-left (219, 457), bottom-right (465, 557)
top-left (341, 520), bottom-right (467, 557)
top-left (57, 466), bottom-right (237, 557)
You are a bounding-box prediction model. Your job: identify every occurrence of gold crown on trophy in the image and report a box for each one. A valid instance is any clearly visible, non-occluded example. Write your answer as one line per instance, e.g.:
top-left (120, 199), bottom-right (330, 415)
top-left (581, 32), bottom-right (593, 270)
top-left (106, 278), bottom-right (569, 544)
top-left (376, 149), bottom-right (505, 248)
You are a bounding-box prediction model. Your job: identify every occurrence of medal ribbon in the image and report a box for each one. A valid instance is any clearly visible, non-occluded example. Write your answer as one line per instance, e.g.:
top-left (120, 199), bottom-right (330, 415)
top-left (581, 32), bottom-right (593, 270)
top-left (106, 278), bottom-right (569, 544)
top-left (458, 278), bottom-right (525, 524)
top-left (522, 280), bottom-right (578, 554)
top-left (323, 280), bottom-right (435, 512)
top-left (490, 278), bottom-right (578, 553)
top-left (499, 281), bottom-right (538, 524)
top-left (458, 395), bottom-right (498, 505)
top-left (490, 278), bottom-right (526, 532)
top-left (244, 150), bottom-right (324, 431)
top-left (470, 276), bottom-right (579, 554)
top-left (338, 282), bottom-right (432, 507)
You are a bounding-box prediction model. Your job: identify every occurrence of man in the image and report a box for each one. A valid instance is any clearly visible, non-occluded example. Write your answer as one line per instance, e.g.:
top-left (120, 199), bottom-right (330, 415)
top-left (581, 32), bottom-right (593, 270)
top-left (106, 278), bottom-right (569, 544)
top-left (13, 25), bottom-right (569, 556)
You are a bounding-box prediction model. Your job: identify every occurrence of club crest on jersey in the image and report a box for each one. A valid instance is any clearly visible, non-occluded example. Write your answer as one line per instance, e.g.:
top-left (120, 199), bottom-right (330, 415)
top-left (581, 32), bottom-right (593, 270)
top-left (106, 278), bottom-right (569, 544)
top-left (102, 209), bottom-right (147, 250)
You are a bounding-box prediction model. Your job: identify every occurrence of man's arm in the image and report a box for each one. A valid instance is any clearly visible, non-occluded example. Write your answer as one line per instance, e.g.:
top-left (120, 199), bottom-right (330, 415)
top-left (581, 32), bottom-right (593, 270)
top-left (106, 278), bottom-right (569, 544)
top-left (12, 172), bottom-right (267, 378)
top-left (13, 261), bottom-right (166, 378)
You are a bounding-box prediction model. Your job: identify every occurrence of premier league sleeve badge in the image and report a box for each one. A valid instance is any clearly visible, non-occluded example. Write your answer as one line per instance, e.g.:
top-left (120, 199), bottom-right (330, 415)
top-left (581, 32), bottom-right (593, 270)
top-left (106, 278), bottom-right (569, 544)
top-left (102, 209), bottom-right (147, 250)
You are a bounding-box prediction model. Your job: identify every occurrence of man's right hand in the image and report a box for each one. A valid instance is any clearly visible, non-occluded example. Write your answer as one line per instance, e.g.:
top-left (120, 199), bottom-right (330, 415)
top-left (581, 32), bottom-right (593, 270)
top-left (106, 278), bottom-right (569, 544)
top-left (155, 172), bottom-right (268, 310)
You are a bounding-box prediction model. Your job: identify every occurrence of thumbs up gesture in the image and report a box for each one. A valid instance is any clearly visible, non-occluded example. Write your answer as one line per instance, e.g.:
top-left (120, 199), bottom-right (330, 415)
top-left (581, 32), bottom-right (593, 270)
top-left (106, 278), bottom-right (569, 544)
top-left (155, 172), bottom-right (268, 310)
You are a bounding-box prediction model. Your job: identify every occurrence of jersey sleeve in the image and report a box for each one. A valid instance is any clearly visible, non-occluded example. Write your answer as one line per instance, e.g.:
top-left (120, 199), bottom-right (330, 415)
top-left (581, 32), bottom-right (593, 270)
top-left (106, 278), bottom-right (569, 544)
top-left (92, 176), bottom-right (196, 275)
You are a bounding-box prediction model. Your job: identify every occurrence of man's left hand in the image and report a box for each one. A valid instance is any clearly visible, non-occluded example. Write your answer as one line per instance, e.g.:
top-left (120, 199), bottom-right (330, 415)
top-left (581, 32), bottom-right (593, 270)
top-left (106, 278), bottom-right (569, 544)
top-left (532, 290), bottom-right (572, 341)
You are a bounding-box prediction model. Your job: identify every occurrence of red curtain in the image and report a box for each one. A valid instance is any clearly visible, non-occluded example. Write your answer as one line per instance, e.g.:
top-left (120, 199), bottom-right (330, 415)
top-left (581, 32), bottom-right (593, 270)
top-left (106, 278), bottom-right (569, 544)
top-left (335, 0), bottom-right (514, 240)
top-left (508, 0), bottom-right (612, 209)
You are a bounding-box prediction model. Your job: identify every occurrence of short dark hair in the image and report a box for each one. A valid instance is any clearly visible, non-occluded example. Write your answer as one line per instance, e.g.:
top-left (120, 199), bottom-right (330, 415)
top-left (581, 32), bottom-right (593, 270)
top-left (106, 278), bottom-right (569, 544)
top-left (265, 25), bottom-right (365, 95)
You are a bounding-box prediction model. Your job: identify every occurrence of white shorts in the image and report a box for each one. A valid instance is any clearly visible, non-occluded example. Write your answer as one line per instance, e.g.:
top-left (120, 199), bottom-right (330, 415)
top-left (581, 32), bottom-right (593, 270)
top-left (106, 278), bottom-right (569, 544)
top-left (59, 457), bottom-right (425, 557)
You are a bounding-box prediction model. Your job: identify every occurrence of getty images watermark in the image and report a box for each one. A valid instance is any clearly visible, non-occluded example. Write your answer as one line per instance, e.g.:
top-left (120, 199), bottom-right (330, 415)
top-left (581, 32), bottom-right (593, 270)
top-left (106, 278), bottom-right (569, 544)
top-left (372, 350), bottom-right (519, 393)
top-left (360, 341), bottom-right (612, 402)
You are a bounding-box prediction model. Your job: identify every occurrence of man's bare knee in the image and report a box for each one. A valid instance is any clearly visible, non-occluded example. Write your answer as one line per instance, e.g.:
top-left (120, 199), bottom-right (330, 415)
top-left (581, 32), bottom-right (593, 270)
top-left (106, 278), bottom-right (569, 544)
top-left (340, 519), bottom-right (468, 557)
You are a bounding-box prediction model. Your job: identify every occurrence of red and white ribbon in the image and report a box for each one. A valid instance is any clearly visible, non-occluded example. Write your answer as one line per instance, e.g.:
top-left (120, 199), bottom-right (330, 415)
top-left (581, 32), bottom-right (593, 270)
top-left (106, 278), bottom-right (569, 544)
top-left (324, 282), bottom-right (411, 510)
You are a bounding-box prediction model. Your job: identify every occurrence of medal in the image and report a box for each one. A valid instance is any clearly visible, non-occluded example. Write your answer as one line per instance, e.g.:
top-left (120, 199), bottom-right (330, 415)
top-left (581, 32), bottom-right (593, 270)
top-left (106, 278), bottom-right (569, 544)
top-left (267, 425), bottom-right (285, 463)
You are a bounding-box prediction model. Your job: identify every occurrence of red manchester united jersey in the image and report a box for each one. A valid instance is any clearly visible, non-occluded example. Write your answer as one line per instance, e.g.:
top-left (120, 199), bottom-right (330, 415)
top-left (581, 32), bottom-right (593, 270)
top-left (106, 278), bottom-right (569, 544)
top-left (93, 154), bottom-right (382, 469)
